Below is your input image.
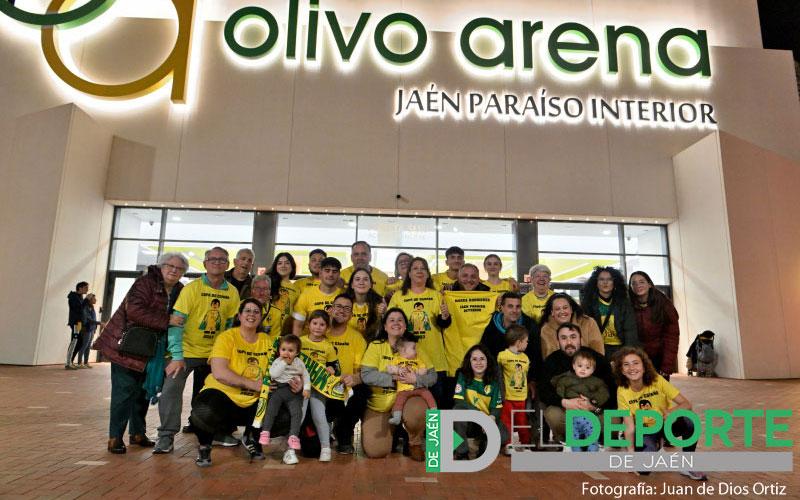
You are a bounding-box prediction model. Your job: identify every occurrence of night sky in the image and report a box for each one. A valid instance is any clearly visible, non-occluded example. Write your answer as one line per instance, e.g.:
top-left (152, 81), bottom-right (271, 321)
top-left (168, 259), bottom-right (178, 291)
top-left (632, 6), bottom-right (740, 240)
top-left (758, 0), bottom-right (800, 62)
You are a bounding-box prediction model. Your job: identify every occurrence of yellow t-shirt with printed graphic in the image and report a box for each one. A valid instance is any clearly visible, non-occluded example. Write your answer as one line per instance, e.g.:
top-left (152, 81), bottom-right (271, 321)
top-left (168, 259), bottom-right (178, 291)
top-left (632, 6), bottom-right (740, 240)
top-left (388, 288), bottom-right (447, 372)
top-left (260, 302), bottom-right (284, 342)
top-left (432, 272), bottom-right (457, 293)
top-left (599, 297), bottom-right (622, 346)
top-left (300, 336), bottom-right (338, 368)
top-left (341, 266), bottom-right (389, 296)
top-left (201, 328), bottom-right (271, 407)
top-left (521, 289), bottom-right (554, 323)
top-left (272, 280), bottom-right (299, 328)
top-left (173, 276), bottom-right (240, 359)
top-left (617, 375), bottom-right (680, 426)
top-left (498, 349), bottom-right (530, 401)
top-left (390, 353), bottom-right (426, 392)
top-left (293, 276), bottom-right (320, 291)
top-left (327, 326), bottom-right (367, 376)
top-left (483, 279), bottom-right (514, 293)
top-left (361, 340), bottom-right (433, 412)
top-left (293, 286), bottom-right (342, 321)
top-left (349, 301), bottom-right (371, 335)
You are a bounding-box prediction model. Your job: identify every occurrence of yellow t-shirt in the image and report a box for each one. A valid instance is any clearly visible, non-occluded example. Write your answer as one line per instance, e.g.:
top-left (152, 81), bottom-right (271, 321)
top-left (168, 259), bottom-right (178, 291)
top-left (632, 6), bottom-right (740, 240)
top-left (385, 278), bottom-right (403, 294)
top-left (327, 326), bottom-right (367, 376)
top-left (521, 289), bottom-right (554, 323)
top-left (599, 297), bottom-right (622, 346)
top-left (173, 276), bottom-right (240, 359)
top-left (617, 375), bottom-right (680, 426)
top-left (260, 302), bottom-right (284, 342)
top-left (388, 288), bottom-right (447, 372)
top-left (361, 340), bottom-right (433, 412)
top-left (482, 279), bottom-right (514, 293)
top-left (390, 353), bottom-right (426, 392)
top-left (349, 301), bottom-right (371, 335)
top-left (300, 336), bottom-right (339, 386)
top-left (432, 272), bottom-right (457, 292)
top-left (201, 328), bottom-right (271, 407)
top-left (272, 280), bottom-right (299, 327)
top-left (442, 290), bottom-right (497, 376)
top-left (293, 286), bottom-right (342, 320)
top-left (497, 349), bottom-right (530, 401)
top-left (341, 266), bottom-right (389, 296)
top-left (293, 276), bottom-right (320, 291)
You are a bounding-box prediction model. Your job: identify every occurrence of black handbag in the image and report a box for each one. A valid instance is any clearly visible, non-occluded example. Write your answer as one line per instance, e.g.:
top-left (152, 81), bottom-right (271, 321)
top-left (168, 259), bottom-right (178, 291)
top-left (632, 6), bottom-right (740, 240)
top-left (117, 299), bottom-right (162, 358)
top-left (118, 326), bottom-right (160, 357)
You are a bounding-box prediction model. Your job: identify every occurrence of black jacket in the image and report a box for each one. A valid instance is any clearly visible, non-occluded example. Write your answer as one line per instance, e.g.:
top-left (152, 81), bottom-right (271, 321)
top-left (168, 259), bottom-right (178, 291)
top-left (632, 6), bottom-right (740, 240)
top-left (537, 348), bottom-right (617, 409)
top-left (480, 312), bottom-right (542, 380)
top-left (224, 269), bottom-right (252, 300)
top-left (67, 291), bottom-right (83, 326)
top-left (582, 295), bottom-right (640, 348)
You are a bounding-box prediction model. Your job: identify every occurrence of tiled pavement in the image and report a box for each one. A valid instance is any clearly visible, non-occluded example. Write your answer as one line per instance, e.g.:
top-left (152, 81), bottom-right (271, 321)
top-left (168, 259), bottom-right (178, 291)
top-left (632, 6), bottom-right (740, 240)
top-left (0, 364), bottom-right (797, 499)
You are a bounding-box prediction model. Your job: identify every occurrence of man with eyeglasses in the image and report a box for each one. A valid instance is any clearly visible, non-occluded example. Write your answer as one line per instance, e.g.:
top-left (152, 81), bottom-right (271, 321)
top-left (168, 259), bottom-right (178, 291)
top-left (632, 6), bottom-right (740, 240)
top-left (325, 294), bottom-right (368, 454)
top-left (224, 248), bottom-right (255, 299)
top-left (250, 275), bottom-right (283, 338)
top-left (340, 241), bottom-right (389, 295)
top-left (154, 247), bottom-right (241, 453)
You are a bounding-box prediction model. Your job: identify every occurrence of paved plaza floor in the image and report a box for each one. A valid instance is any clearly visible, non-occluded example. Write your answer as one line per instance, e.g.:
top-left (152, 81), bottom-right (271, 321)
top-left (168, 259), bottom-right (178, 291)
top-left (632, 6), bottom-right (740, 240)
top-left (0, 364), bottom-right (797, 499)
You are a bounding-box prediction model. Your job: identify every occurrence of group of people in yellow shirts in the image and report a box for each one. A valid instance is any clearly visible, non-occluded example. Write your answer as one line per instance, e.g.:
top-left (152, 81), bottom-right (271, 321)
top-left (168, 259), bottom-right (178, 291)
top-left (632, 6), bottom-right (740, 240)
top-left (154, 240), bottom-right (694, 475)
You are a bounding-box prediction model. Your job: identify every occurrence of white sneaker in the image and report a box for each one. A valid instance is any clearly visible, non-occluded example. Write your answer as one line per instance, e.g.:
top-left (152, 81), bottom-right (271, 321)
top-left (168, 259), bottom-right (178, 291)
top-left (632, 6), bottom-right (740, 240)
top-left (283, 449), bottom-right (298, 465)
top-left (319, 447), bottom-right (332, 462)
top-left (504, 444), bottom-right (514, 456)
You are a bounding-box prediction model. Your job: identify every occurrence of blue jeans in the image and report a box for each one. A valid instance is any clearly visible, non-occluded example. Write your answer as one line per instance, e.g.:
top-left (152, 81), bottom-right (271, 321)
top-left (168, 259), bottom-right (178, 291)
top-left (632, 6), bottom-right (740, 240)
top-left (571, 416), bottom-right (599, 451)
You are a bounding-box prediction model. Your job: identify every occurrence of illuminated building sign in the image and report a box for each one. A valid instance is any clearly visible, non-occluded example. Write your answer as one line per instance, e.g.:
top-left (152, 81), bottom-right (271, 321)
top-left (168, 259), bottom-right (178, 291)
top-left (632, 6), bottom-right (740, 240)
top-left (0, 0), bottom-right (717, 128)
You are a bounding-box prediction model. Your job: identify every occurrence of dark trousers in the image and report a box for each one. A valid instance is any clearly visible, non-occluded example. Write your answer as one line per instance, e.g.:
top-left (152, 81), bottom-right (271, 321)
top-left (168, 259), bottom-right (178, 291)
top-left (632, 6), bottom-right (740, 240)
top-left (453, 401), bottom-right (509, 456)
top-left (332, 384), bottom-right (370, 446)
top-left (431, 371), bottom-right (454, 409)
top-left (190, 389), bottom-right (258, 446)
top-left (109, 363), bottom-right (148, 439)
top-left (635, 416), bottom-right (697, 452)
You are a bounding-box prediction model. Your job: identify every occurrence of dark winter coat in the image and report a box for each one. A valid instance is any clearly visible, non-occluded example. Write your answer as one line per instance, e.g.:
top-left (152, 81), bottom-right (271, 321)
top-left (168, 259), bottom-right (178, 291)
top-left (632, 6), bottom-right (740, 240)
top-left (93, 265), bottom-right (182, 372)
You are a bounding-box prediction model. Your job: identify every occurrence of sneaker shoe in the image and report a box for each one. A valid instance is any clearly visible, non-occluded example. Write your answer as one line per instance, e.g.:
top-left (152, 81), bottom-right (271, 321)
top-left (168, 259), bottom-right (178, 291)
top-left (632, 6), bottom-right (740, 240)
top-left (152, 437), bottom-right (174, 454)
top-left (337, 443), bottom-right (355, 454)
top-left (76, 364), bottom-right (87, 369)
top-left (182, 424), bottom-right (196, 434)
top-left (287, 435), bottom-right (301, 450)
top-left (681, 470), bottom-right (708, 481)
top-left (84, 364), bottom-right (93, 369)
top-left (212, 433), bottom-right (240, 447)
top-left (242, 434), bottom-right (265, 461)
top-left (319, 447), bottom-right (332, 462)
top-left (65, 364), bottom-right (78, 370)
top-left (195, 446), bottom-right (212, 467)
top-left (282, 448), bottom-right (298, 465)
top-left (259, 431), bottom-right (270, 445)
top-left (504, 443), bottom-right (514, 456)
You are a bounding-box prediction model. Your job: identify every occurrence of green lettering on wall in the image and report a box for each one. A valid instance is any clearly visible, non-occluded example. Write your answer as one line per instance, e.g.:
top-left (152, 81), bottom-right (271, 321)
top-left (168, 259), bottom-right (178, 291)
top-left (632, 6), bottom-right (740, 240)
top-left (459, 17), bottom-right (513, 69)
top-left (374, 13), bottom-right (428, 65)
top-left (548, 22), bottom-right (599, 73)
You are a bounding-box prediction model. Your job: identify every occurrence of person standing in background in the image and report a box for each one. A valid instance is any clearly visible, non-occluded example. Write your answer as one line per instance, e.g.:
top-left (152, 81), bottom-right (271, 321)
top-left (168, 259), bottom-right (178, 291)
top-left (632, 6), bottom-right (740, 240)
top-left (65, 281), bottom-right (89, 370)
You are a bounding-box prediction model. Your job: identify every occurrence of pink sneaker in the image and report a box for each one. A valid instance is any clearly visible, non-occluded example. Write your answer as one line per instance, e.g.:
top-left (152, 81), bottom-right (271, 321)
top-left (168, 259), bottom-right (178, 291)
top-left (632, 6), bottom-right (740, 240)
top-left (288, 435), bottom-right (301, 450)
top-left (259, 431), bottom-right (270, 445)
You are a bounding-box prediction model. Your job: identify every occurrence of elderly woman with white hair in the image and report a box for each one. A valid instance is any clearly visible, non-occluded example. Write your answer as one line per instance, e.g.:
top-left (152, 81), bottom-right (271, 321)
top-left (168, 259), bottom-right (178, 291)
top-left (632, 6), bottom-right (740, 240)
top-left (94, 252), bottom-right (188, 454)
top-left (521, 264), bottom-right (554, 323)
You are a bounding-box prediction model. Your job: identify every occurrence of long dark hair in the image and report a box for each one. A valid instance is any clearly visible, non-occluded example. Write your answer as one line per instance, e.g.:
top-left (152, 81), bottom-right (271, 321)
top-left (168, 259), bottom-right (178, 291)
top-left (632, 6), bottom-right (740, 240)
top-left (581, 266), bottom-right (628, 314)
top-left (401, 257), bottom-right (434, 294)
top-left (612, 346), bottom-right (658, 389)
top-left (345, 268), bottom-right (383, 337)
top-left (539, 292), bottom-right (584, 328)
top-left (628, 271), bottom-right (674, 326)
top-left (372, 307), bottom-right (409, 343)
top-left (267, 252), bottom-right (297, 300)
top-left (459, 344), bottom-right (498, 386)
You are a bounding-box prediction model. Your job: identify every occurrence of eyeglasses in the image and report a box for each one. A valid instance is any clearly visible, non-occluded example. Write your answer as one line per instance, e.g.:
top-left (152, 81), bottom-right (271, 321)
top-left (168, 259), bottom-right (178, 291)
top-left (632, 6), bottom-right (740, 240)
top-left (333, 304), bottom-right (352, 312)
top-left (206, 257), bottom-right (229, 264)
top-left (162, 263), bottom-right (187, 273)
